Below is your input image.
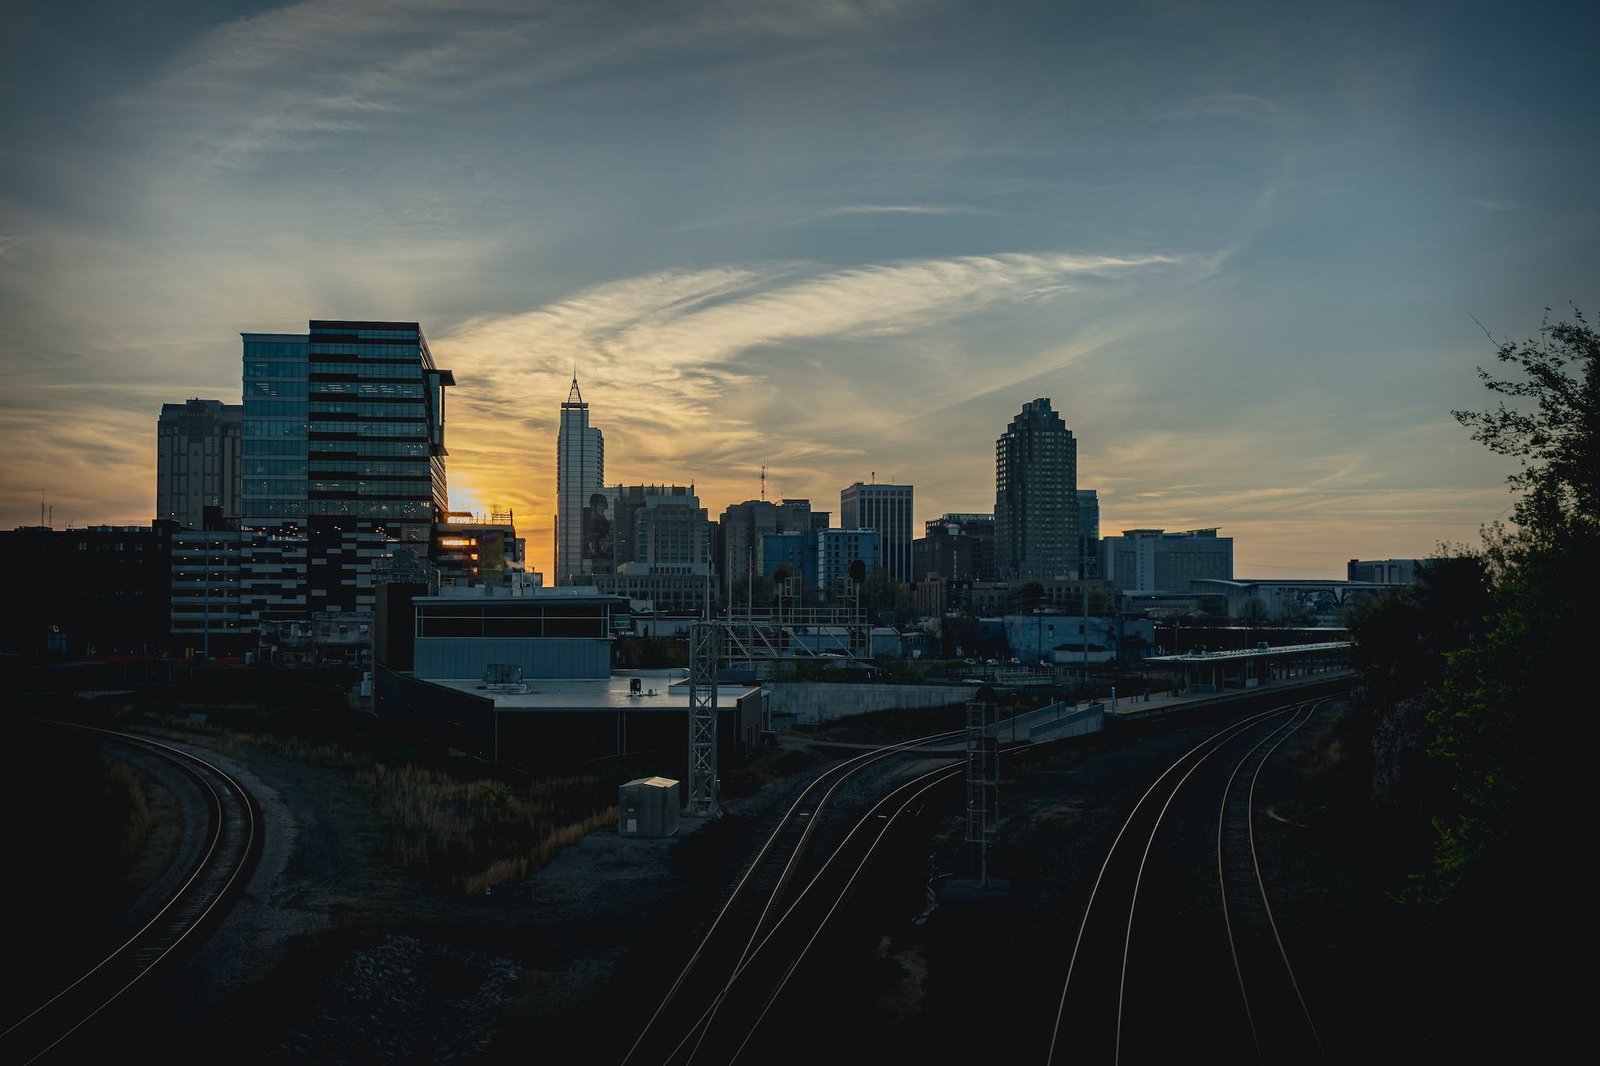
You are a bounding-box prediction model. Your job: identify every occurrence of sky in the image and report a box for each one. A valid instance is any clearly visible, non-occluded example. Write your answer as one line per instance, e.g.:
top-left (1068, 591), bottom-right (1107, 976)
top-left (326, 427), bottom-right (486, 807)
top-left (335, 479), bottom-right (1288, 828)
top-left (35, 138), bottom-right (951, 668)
top-left (2, 0), bottom-right (1595, 582)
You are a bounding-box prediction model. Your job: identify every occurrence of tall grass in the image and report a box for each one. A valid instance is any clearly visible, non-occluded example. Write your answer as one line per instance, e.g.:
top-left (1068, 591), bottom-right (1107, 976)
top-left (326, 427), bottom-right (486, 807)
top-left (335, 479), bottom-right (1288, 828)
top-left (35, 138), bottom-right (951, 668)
top-left (119, 700), bottom-right (623, 895)
top-left (356, 763), bottom-right (619, 895)
top-left (104, 758), bottom-right (155, 869)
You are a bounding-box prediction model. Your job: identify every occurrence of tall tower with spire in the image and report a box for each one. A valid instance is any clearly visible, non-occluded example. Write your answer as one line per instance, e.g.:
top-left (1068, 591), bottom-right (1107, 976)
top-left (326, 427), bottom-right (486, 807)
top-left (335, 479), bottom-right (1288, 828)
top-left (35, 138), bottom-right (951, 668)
top-left (555, 376), bottom-right (604, 585)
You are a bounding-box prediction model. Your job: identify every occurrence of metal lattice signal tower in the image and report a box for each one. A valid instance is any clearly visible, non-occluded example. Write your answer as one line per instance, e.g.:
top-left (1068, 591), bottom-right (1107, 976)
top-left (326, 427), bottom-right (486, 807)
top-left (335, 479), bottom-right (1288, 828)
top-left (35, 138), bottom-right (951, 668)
top-left (965, 699), bottom-right (997, 887)
top-left (686, 621), bottom-right (722, 817)
top-left (684, 592), bottom-right (870, 818)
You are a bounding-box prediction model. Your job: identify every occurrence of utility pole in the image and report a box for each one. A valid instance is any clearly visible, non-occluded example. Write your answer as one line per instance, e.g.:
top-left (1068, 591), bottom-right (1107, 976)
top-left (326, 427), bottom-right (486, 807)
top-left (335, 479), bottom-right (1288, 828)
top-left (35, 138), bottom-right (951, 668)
top-left (1081, 550), bottom-right (1089, 696)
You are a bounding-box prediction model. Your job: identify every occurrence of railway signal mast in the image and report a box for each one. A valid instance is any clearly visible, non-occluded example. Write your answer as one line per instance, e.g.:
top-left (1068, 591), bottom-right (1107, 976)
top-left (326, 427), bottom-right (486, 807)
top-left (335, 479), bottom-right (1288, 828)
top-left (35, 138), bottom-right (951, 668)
top-left (684, 563), bottom-right (872, 817)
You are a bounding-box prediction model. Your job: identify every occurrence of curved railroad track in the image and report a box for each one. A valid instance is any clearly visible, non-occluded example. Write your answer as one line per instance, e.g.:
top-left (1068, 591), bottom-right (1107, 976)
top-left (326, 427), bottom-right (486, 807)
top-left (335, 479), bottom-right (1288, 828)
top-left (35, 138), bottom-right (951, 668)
top-left (1, 723), bottom-right (260, 1065)
top-left (1047, 698), bottom-right (1332, 1065)
top-left (620, 728), bottom-right (967, 1066)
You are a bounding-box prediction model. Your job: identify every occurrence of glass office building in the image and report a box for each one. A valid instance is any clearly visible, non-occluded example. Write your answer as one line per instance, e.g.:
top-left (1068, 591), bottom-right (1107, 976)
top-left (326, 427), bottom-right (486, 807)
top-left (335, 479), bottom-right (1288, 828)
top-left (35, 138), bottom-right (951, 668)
top-left (240, 321), bottom-right (453, 618)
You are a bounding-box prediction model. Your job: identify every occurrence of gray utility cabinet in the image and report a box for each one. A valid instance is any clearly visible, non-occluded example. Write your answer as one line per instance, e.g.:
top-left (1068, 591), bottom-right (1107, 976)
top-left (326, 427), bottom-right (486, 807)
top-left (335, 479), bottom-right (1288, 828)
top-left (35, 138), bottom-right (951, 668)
top-left (618, 776), bottom-right (681, 837)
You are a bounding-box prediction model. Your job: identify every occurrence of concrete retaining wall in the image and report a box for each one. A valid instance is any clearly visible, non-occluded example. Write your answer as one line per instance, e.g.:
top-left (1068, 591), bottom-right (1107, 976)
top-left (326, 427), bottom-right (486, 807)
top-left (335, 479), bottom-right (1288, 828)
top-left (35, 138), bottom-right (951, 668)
top-left (1027, 702), bottom-right (1105, 742)
top-left (766, 682), bottom-right (975, 726)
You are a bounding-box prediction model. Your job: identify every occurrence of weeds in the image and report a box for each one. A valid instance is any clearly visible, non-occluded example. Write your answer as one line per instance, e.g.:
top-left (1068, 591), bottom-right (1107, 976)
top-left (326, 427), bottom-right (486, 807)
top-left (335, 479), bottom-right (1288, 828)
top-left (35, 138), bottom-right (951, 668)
top-left (104, 758), bottom-right (155, 869)
top-left (356, 763), bottom-right (619, 895)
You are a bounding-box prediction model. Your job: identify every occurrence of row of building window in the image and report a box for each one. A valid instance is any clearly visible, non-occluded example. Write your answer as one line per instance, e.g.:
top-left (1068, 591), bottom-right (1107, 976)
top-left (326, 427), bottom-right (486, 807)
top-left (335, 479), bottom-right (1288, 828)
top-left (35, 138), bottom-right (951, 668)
top-left (245, 419), bottom-right (308, 437)
top-left (244, 361), bottom-right (305, 380)
top-left (307, 499), bottom-right (432, 517)
top-left (242, 341), bottom-right (308, 359)
top-left (310, 460), bottom-right (430, 476)
top-left (245, 479), bottom-right (306, 495)
top-left (309, 440), bottom-right (430, 456)
top-left (245, 439), bottom-right (309, 456)
top-left (246, 501), bottom-right (309, 518)
top-left (308, 342), bottom-right (420, 356)
top-left (245, 478), bottom-right (431, 496)
top-left (248, 381), bottom-right (309, 398)
top-left (309, 477), bottom-right (430, 493)
top-left (244, 460), bottom-right (307, 476)
top-left (313, 383), bottom-right (425, 397)
top-left (309, 421), bottom-right (428, 438)
top-left (309, 400), bottom-right (425, 417)
top-left (244, 402), bottom-right (309, 418)
top-left (308, 362), bottom-right (424, 379)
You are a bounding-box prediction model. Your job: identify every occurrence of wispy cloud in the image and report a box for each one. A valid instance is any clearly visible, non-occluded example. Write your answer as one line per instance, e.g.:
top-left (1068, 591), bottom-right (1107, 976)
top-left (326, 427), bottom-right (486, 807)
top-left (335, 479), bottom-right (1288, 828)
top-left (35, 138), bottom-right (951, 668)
top-left (132, 0), bottom-right (923, 165)
top-left (433, 245), bottom-right (1198, 536)
top-left (443, 248), bottom-right (1192, 401)
top-left (1148, 92), bottom-right (1288, 129)
top-left (819, 203), bottom-right (996, 217)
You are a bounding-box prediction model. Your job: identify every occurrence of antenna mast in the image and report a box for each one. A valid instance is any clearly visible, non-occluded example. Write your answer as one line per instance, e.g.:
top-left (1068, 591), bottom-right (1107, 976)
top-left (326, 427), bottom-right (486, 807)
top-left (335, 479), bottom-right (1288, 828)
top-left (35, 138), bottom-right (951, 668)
top-left (760, 464), bottom-right (767, 502)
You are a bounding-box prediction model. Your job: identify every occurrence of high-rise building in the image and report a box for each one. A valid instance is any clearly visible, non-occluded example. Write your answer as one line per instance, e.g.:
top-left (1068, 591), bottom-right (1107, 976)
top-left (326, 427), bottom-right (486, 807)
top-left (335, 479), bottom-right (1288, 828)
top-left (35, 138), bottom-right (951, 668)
top-left (568, 485), bottom-right (715, 614)
top-left (995, 398), bottom-right (1077, 581)
top-left (840, 481), bottom-right (913, 584)
top-left (914, 512), bottom-right (996, 584)
top-left (1101, 528), bottom-right (1233, 593)
top-left (817, 527), bottom-right (880, 600)
top-left (758, 530), bottom-right (818, 591)
top-left (240, 320), bottom-right (453, 619)
top-left (717, 497), bottom-right (821, 597)
top-left (555, 377), bottom-right (604, 585)
top-left (157, 398), bottom-right (243, 529)
top-left (778, 498), bottom-right (828, 533)
top-left (611, 485), bottom-right (710, 571)
top-left (718, 500), bottom-right (779, 595)
top-left (1076, 489), bottom-right (1100, 578)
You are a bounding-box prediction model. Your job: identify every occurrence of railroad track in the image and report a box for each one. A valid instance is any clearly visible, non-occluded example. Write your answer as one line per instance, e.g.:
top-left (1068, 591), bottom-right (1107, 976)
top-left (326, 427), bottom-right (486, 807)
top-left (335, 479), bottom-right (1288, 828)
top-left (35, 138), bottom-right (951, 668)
top-left (620, 728), bottom-right (967, 1066)
top-left (1, 723), bottom-right (260, 1065)
top-left (1048, 698), bottom-right (1332, 1065)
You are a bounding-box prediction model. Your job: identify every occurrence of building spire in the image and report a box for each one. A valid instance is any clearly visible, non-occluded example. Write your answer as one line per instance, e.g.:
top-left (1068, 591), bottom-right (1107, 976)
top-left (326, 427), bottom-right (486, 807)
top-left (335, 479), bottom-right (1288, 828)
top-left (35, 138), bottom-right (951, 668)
top-left (566, 373), bottom-right (584, 406)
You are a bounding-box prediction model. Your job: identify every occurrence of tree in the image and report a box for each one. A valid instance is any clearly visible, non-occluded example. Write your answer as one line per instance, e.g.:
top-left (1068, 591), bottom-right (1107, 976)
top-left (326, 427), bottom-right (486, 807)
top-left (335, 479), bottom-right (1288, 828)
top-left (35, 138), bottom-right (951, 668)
top-left (725, 573), bottom-right (774, 610)
top-left (1345, 552), bottom-right (1493, 818)
top-left (1412, 307), bottom-right (1597, 907)
top-left (858, 564), bottom-right (909, 623)
top-left (1014, 581), bottom-right (1044, 612)
top-left (1453, 306), bottom-right (1600, 542)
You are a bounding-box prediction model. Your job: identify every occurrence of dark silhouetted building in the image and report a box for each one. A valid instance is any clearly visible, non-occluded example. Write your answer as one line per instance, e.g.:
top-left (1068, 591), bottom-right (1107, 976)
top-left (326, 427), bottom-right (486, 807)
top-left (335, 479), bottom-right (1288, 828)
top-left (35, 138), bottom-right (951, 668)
top-left (996, 398), bottom-right (1077, 581)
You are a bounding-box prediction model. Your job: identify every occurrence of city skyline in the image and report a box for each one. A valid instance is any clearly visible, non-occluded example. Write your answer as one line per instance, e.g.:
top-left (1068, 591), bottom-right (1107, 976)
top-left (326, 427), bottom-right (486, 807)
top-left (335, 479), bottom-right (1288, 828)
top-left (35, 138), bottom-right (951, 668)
top-left (4, 1), bottom-right (1596, 581)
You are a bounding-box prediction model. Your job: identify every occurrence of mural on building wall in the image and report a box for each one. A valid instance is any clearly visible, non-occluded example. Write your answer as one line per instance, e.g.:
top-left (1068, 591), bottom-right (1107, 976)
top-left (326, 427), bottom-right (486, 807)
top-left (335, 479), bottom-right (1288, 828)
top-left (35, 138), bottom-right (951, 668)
top-left (582, 492), bottom-right (613, 569)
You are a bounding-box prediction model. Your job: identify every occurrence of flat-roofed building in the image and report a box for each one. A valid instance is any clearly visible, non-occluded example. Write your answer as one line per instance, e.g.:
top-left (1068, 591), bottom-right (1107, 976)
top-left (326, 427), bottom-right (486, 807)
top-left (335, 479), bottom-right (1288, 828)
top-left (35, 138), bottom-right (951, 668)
top-left (410, 587), bottom-right (625, 680)
top-left (434, 511), bottom-right (526, 589)
top-left (1347, 558), bottom-right (1421, 584)
top-left (157, 398), bottom-right (243, 529)
top-left (840, 481), bottom-right (913, 584)
top-left (240, 320), bottom-right (453, 621)
top-left (1102, 528), bottom-right (1233, 594)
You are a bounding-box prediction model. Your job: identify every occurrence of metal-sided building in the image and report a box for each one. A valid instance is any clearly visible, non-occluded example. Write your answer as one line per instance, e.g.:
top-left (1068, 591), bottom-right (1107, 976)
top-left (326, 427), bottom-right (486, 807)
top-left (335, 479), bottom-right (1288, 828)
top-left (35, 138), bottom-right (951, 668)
top-left (374, 587), bottom-right (763, 780)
